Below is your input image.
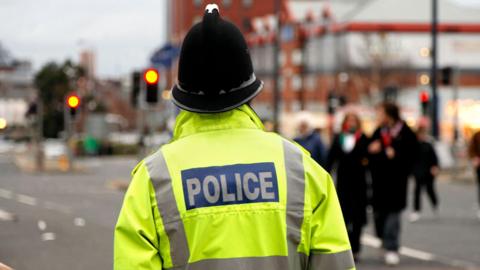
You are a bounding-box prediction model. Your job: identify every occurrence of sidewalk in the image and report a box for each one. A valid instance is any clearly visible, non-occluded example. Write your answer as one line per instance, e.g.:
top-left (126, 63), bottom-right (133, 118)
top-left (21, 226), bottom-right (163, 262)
top-left (13, 153), bottom-right (84, 173)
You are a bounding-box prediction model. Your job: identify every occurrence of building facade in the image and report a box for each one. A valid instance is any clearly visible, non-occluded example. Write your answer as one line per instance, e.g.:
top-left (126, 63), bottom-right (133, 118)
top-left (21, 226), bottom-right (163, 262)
top-left (171, 0), bottom-right (283, 41)
top-left (167, 0), bottom-right (480, 139)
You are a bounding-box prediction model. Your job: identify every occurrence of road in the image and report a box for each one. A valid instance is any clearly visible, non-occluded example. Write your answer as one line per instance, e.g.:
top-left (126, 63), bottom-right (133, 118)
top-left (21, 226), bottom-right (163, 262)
top-left (0, 154), bottom-right (479, 270)
top-left (0, 155), bottom-right (135, 270)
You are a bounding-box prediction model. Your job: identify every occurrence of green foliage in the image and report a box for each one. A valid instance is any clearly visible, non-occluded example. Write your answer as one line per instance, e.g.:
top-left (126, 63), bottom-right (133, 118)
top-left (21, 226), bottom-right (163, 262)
top-left (34, 60), bottom-right (83, 138)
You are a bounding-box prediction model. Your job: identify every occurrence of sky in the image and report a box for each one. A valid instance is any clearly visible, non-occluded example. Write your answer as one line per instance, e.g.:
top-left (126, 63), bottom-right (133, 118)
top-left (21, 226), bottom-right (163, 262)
top-left (0, 0), bottom-right (479, 79)
top-left (0, 0), bottom-right (166, 78)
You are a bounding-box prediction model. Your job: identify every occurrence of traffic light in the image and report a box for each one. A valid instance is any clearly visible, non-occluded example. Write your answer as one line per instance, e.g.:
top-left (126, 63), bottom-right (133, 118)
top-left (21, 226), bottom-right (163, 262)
top-left (144, 68), bottom-right (159, 103)
top-left (327, 92), bottom-right (339, 115)
top-left (419, 90), bottom-right (430, 116)
top-left (441, 67), bottom-right (452, 85)
top-left (67, 94), bottom-right (80, 117)
top-left (383, 85), bottom-right (398, 102)
top-left (131, 71), bottom-right (141, 107)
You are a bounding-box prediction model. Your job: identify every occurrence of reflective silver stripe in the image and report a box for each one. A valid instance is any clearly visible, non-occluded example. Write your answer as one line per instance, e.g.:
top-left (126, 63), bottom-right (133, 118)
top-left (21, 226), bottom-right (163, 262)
top-left (308, 250), bottom-right (355, 270)
top-left (145, 151), bottom-right (190, 267)
top-left (282, 140), bottom-right (307, 269)
top-left (165, 256), bottom-right (290, 270)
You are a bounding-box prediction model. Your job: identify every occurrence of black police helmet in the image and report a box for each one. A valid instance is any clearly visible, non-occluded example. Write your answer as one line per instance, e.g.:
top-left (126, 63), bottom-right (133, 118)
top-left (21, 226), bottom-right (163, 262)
top-left (172, 4), bottom-right (263, 113)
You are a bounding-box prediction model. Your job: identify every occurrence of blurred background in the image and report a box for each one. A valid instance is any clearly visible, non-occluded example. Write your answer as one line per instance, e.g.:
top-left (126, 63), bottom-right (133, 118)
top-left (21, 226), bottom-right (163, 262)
top-left (1, 0), bottom-right (480, 269)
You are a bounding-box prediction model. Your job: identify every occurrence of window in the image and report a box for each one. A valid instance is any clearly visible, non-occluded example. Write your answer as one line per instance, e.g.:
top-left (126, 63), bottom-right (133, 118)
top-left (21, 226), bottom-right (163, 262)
top-left (306, 75), bottom-right (317, 91)
top-left (193, 0), bottom-right (202, 7)
top-left (278, 76), bottom-right (285, 92)
top-left (292, 49), bottom-right (303, 66)
top-left (279, 52), bottom-right (286, 67)
top-left (292, 75), bottom-right (302, 91)
top-left (243, 0), bottom-right (253, 8)
top-left (223, 0), bottom-right (232, 8)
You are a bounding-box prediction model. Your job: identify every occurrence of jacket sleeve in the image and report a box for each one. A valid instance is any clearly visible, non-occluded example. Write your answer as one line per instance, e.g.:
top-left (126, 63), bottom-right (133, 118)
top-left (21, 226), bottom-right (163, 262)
top-left (305, 158), bottom-right (356, 270)
top-left (114, 162), bottom-right (162, 270)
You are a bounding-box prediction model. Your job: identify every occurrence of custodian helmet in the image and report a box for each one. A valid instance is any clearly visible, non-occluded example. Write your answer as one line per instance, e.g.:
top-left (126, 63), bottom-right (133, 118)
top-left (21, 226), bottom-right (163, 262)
top-left (171, 4), bottom-right (263, 113)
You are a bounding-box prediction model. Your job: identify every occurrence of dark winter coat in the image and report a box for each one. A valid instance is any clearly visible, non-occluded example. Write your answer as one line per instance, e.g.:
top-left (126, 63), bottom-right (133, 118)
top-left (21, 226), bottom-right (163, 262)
top-left (368, 121), bottom-right (418, 212)
top-left (327, 132), bottom-right (369, 225)
top-left (413, 140), bottom-right (439, 179)
top-left (294, 131), bottom-right (327, 167)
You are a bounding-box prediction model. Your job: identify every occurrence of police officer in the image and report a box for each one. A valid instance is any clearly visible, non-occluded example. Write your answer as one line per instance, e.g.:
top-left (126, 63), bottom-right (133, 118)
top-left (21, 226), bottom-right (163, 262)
top-left (114, 4), bottom-right (354, 270)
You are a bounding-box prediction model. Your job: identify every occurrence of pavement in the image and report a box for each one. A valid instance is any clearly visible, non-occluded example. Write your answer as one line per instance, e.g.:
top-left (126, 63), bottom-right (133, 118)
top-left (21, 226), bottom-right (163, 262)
top-left (0, 154), bottom-right (479, 270)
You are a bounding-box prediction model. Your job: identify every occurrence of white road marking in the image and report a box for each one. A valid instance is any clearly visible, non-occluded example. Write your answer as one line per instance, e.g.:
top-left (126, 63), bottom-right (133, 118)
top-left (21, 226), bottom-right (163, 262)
top-left (37, 220), bottom-right (47, 231)
top-left (16, 194), bottom-right (37, 206)
top-left (41, 232), bottom-right (56, 241)
top-left (400, 247), bottom-right (435, 261)
top-left (362, 234), bottom-right (435, 261)
top-left (362, 234), bottom-right (478, 268)
top-left (0, 209), bottom-right (15, 221)
top-left (0, 188), bottom-right (13, 199)
top-left (74, 217), bottom-right (85, 227)
top-left (43, 201), bottom-right (71, 214)
top-left (363, 234), bottom-right (435, 261)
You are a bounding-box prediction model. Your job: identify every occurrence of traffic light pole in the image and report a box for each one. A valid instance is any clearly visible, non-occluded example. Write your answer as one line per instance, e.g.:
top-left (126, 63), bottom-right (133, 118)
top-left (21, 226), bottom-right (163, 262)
top-left (452, 66), bottom-right (459, 142)
top-left (272, 0), bottom-right (281, 133)
top-left (430, 0), bottom-right (439, 139)
top-left (63, 104), bottom-right (74, 171)
top-left (35, 99), bottom-right (44, 171)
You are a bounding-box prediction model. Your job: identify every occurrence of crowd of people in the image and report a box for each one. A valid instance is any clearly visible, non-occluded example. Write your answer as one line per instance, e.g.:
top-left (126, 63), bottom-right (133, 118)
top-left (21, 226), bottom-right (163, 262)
top-left (293, 102), bottom-right (457, 266)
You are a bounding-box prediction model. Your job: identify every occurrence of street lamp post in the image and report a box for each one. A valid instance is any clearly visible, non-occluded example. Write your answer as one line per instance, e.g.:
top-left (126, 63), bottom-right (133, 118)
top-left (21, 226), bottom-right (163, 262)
top-left (272, 0), bottom-right (281, 132)
top-left (431, 0), bottom-right (439, 139)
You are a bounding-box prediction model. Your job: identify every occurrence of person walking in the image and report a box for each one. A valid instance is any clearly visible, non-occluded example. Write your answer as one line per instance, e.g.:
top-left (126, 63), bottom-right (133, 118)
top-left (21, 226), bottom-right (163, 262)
top-left (368, 102), bottom-right (418, 266)
top-left (294, 113), bottom-right (327, 167)
top-left (114, 5), bottom-right (355, 270)
top-left (469, 130), bottom-right (480, 220)
top-left (326, 113), bottom-right (369, 262)
top-left (409, 126), bottom-right (439, 222)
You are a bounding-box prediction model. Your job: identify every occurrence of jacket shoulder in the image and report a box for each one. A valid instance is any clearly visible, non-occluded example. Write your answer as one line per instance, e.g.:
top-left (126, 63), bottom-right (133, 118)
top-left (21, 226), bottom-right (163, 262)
top-left (131, 160), bottom-right (145, 176)
top-left (272, 132), bottom-right (311, 157)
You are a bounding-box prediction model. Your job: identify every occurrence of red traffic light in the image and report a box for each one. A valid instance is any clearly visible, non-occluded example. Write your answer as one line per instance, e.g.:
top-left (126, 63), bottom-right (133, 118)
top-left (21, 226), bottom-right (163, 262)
top-left (420, 91), bottom-right (429, 103)
top-left (67, 95), bottom-right (80, 109)
top-left (144, 68), bottom-right (159, 84)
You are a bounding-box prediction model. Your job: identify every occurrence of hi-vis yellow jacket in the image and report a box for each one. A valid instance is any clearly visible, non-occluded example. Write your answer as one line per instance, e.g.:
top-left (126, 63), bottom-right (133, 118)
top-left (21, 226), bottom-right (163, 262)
top-left (114, 105), bottom-right (355, 270)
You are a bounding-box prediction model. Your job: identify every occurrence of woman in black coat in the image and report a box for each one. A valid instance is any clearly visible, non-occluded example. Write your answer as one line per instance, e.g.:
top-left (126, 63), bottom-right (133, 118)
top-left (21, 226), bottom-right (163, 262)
top-left (327, 112), bottom-right (369, 261)
top-left (368, 102), bottom-right (418, 266)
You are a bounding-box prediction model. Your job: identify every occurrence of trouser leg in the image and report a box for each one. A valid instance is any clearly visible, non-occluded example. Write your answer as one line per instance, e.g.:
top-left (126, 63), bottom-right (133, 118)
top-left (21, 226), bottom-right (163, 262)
top-left (349, 220), bottom-right (363, 254)
top-left (413, 177), bottom-right (422, 212)
top-left (425, 176), bottom-right (438, 208)
top-left (374, 211), bottom-right (386, 240)
top-left (382, 211), bottom-right (401, 252)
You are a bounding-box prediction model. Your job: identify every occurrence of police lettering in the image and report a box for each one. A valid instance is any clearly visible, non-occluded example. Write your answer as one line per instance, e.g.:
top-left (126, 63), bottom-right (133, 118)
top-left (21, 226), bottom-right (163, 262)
top-left (181, 163), bottom-right (279, 210)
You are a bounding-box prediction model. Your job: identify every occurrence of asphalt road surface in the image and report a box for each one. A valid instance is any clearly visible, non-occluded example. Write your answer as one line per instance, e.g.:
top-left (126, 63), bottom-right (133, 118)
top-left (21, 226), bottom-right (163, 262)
top-left (0, 154), bottom-right (479, 270)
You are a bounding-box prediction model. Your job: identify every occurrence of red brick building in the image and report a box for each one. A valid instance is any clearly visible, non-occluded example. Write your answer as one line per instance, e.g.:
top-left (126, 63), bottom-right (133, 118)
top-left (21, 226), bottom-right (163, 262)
top-left (168, 0), bottom-right (480, 138)
top-left (171, 0), bottom-right (284, 41)
top-left (246, 0), bottom-right (480, 125)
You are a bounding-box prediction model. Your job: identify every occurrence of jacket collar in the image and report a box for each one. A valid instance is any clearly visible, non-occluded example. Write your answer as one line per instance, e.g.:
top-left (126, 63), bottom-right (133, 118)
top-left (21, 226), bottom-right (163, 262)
top-left (172, 104), bottom-right (265, 141)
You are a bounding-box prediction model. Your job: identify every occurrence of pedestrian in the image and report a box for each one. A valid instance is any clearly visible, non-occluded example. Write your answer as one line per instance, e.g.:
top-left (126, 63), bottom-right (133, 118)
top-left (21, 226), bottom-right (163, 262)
top-left (294, 112), bottom-right (327, 167)
top-left (368, 102), bottom-right (418, 266)
top-left (114, 5), bottom-right (355, 270)
top-left (326, 112), bottom-right (369, 262)
top-left (468, 129), bottom-right (480, 220)
top-left (409, 126), bottom-right (439, 222)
